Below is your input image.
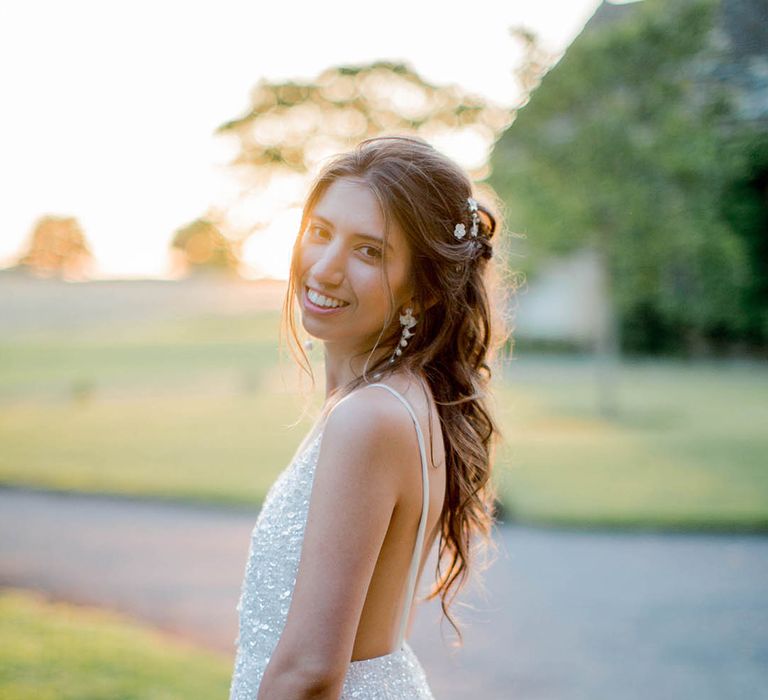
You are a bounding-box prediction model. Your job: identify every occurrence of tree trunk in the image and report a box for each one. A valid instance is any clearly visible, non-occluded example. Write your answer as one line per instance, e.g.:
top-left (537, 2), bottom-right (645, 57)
top-left (592, 245), bottom-right (621, 418)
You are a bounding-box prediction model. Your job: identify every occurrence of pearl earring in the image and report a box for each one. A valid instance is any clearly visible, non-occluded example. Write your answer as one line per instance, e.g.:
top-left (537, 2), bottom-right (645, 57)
top-left (304, 338), bottom-right (314, 351)
top-left (388, 306), bottom-right (417, 366)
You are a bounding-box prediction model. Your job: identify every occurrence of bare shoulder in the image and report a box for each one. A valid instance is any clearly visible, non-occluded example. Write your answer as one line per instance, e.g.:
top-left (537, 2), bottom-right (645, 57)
top-left (322, 384), bottom-right (418, 468)
top-left (317, 372), bottom-right (439, 497)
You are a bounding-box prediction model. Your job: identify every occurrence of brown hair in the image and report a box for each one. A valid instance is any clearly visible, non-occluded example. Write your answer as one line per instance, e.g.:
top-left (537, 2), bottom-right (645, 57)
top-left (280, 134), bottom-right (516, 646)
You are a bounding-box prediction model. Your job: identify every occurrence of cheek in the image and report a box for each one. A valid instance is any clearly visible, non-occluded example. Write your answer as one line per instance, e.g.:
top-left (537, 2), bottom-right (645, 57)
top-left (294, 241), bottom-right (315, 276)
top-left (352, 264), bottom-right (388, 299)
top-left (361, 285), bottom-right (398, 327)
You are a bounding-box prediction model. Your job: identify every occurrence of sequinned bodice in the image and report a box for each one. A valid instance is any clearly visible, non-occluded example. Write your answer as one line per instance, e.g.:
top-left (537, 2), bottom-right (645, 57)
top-left (229, 383), bottom-right (436, 699)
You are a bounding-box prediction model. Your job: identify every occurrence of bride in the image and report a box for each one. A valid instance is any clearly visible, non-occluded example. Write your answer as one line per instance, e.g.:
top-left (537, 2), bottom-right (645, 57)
top-left (230, 135), bottom-right (509, 699)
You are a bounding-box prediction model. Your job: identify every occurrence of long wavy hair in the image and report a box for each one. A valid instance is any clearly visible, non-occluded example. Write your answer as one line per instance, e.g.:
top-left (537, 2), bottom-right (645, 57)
top-left (280, 135), bottom-right (516, 646)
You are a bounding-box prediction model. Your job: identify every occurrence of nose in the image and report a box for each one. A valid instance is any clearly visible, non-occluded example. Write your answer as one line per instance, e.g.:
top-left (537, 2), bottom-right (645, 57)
top-left (311, 241), bottom-right (345, 287)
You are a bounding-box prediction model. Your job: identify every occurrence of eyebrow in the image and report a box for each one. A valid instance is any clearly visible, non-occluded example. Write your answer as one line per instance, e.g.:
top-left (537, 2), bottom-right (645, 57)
top-left (309, 214), bottom-right (393, 251)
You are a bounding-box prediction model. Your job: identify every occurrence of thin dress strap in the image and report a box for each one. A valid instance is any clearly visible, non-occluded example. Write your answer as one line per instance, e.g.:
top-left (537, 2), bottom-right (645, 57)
top-left (365, 383), bottom-right (430, 649)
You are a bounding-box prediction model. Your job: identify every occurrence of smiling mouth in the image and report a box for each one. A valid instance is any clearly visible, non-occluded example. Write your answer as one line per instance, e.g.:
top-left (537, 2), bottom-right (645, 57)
top-left (305, 286), bottom-right (350, 308)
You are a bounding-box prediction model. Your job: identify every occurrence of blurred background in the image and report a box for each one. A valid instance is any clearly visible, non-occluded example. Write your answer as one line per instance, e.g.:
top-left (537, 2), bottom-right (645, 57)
top-left (1, 0), bottom-right (767, 698)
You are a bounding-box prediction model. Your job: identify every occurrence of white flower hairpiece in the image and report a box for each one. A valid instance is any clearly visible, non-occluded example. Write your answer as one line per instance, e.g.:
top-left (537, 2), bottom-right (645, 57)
top-left (453, 197), bottom-right (480, 240)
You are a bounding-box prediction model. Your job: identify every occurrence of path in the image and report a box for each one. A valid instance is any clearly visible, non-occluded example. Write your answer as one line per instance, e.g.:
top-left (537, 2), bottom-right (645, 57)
top-left (1, 488), bottom-right (767, 700)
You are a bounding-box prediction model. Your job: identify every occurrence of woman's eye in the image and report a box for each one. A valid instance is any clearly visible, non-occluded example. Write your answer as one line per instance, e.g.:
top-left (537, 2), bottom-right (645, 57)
top-left (305, 226), bottom-right (381, 260)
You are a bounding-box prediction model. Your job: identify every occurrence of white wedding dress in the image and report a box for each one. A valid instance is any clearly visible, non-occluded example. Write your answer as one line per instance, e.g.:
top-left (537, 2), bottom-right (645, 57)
top-left (229, 383), bottom-right (436, 699)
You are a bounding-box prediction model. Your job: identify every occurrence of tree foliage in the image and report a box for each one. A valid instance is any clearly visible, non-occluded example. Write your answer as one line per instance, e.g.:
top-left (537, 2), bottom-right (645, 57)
top-left (216, 61), bottom-right (511, 186)
top-left (720, 129), bottom-right (768, 345)
top-left (16, 215), bottom-right (94, 280)
top-left (491, 0), bottom-right (757, 353)
top-left (171, 217), bottom-right (240, 277)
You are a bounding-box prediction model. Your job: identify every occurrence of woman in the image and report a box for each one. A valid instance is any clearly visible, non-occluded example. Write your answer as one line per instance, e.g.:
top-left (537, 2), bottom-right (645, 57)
top-left (230, 135), bottom-right (511, 699)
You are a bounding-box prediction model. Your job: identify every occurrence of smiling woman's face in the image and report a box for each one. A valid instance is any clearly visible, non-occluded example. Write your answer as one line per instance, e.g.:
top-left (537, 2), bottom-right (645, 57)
top-left (295, 177), bottom-right (414, 353)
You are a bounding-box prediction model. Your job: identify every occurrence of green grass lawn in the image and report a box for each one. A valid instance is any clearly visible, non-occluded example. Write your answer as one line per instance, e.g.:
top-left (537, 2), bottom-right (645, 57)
top-left (1, 311), bottom-right (766, 530)
top-left (495, 356), bottom-right (768, 530)
top-left (0, 588), bottom-right (231, 700)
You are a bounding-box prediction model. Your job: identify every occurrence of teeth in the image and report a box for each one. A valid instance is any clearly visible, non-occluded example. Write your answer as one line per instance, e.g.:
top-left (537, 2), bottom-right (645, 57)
top-left (307, 287), bottom-right (348, 308)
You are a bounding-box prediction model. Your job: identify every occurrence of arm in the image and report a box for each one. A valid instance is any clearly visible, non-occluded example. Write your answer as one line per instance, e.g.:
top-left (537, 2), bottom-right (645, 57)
top-left (256, 389), bottom-right (412, 699)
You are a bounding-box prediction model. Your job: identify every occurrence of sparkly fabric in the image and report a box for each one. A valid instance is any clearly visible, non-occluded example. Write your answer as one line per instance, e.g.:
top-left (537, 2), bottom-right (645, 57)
top-left (229, 428), bottom-right (436, 699)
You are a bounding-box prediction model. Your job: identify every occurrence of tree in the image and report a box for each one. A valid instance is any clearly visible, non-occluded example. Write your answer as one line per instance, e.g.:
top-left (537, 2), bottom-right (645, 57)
top-left (170, 217), bottom-right (241, 277)
top-left (490, 0), bottom-right (752, 412)
top-left (213, 60), bottom-right (514, 281)
top-left (720, 129), bottom-right (768, 348)
top-left (15, 215), bottom-right (94, 280)
top-left (216, 61), bottom-right (512, 187)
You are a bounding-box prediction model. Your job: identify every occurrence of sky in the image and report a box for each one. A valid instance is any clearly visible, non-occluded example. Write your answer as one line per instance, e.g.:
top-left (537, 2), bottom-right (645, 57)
top-left (0, 0), bottom-right (610, 280)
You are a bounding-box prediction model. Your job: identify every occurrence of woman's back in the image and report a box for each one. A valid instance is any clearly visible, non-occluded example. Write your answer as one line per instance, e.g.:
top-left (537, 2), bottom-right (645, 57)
top-left (346, 380), bottom-right (446, 660)
top-left (229, 377), bottom-right (444, 699)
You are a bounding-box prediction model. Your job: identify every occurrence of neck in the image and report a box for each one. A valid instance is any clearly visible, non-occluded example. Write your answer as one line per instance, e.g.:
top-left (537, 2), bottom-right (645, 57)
top-left (322, 340), bottom-right (394, 399)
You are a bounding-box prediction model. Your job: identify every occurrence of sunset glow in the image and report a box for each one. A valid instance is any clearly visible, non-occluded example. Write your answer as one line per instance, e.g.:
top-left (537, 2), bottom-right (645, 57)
top-left (1, 0), bottom-right (604, 280)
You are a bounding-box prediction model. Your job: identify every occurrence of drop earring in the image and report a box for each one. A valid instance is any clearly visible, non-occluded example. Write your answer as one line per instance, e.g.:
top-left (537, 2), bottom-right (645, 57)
top-left (388, 306), bottom-right (418, 366)
top-left (304, 338), bottom-right (314, 351)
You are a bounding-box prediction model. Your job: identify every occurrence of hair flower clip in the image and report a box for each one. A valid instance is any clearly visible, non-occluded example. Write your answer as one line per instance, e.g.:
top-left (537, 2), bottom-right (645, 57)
top-left (468, 197), bottom-right (479, 237)
top-left (453, 196), bottom-right (481, 242)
